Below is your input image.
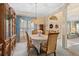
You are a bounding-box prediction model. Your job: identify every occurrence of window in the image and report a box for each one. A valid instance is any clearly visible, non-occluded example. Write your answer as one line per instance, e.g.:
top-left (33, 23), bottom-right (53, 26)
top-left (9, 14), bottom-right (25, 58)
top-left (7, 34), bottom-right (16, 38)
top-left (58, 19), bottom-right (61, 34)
top-left (76, 23), bottom-right (79, 33)
top-left (31, 23), bottom-right (35, 30)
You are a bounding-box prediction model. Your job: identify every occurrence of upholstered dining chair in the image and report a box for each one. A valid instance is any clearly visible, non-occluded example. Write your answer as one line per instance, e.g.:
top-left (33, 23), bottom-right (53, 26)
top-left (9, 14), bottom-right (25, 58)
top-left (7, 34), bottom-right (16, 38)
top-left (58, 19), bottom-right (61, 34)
top-left (32, 30), bottom-right (37, 34)
top-left (44, 30), bottom-right (48, 35)
top-left (26, 32), bottom-right (39, 56)
top-left (40, 33), bottom-right (59, 56)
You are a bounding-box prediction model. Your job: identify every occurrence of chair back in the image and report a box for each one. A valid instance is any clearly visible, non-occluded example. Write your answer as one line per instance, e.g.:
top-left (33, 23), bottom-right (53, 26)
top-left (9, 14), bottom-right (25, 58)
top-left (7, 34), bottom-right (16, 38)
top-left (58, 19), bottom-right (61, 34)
top-left (45, 30), bottom-right (48, 35)
top-left (47, 33), bottom-right (59, 54)
top-left (26, 32), bottom-right (30, 47)
top-left (32, 30), bottom-right (37, 34)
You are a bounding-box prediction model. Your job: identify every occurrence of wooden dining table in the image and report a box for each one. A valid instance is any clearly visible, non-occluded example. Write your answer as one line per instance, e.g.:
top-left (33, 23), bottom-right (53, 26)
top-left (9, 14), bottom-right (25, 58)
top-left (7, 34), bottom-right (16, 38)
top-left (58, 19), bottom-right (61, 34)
top-left (29, 34), bottom-right (48, 54)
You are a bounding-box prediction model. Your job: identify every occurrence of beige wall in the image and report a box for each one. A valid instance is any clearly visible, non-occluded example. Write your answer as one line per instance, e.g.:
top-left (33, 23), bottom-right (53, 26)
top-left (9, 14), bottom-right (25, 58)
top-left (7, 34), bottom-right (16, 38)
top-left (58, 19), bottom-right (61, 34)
top-left (31, 11), bottom-right (68, 39)
top-left (32, 11), bottom-right (65, 39)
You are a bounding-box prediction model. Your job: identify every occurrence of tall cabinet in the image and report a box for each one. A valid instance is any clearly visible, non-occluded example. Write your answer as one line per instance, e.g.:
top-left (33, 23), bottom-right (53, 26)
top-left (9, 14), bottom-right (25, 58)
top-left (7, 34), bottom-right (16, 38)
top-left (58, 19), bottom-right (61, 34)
top-left (0, 3), bottom-right (16, 56)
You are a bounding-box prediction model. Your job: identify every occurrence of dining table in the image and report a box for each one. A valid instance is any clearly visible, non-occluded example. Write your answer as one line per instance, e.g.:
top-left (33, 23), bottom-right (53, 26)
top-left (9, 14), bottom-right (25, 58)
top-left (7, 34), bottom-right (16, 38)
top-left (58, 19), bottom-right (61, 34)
top-left (29, 34), bottom-right (48, 54)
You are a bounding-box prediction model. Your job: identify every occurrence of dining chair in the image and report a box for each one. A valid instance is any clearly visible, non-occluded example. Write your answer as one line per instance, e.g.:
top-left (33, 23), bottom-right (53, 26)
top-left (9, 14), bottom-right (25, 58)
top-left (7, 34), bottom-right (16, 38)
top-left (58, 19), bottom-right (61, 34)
top-left (40, 33), bottom-right (59, 56)
top-left (45, 30), bottom-right (48, 35)
top-left (26, 32), bottom-right (39, 56)
top-left (32, 30), bottom-right (37, 34)
top-left (0, 43), bottom-right (3, 56)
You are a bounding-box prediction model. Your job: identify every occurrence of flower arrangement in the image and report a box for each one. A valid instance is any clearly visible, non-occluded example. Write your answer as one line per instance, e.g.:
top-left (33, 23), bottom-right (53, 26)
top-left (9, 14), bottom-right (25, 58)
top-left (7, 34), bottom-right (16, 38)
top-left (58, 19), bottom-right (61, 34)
top-left (37, 30), bottom-right (43, 36)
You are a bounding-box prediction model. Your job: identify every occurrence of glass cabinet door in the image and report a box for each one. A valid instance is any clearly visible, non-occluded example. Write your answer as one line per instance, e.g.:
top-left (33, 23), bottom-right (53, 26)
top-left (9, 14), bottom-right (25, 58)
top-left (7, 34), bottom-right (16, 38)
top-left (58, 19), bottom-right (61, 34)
top-left (10, 19), bottom-right (12, 36)
top-left (9, 7), bottom-right (13, 37)
top-left (6, 9), bottom-right (10, 38)
top-left (6, 19), bottom-right (9, 37)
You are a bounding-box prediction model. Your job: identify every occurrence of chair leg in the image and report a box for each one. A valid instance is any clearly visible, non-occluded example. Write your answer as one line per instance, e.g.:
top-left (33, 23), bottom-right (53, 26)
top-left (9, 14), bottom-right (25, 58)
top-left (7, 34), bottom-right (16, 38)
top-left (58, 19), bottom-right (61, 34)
top-left (27, 51), bottom-right (29, 56)
top-left (54, 52), bottom-right (56, 56)
top-left (27, 48), bottom-right (30, 56)
top-left (28, 50), bottom-right (30, 56)
top-left (46, 53), bottom-right (48, 56)
top-left (34, 47), bottom-right (39, 55)
top-left (40, 49), bottom-right (42, 54)
top-left (40, 47), bottom-right (42, 54)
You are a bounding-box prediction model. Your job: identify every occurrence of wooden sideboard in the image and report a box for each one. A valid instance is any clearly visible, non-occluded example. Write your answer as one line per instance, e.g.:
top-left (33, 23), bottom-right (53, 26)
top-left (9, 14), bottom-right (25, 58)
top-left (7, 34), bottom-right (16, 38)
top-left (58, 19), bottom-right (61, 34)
top-left (0, 3), bottom-right (16, 56)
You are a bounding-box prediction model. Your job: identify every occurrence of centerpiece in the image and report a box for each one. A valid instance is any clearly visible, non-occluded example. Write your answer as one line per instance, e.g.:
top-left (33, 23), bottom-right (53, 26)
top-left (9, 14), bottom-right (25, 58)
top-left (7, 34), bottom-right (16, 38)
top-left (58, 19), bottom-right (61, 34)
top-left (37, 30), bottom-right (43, 36)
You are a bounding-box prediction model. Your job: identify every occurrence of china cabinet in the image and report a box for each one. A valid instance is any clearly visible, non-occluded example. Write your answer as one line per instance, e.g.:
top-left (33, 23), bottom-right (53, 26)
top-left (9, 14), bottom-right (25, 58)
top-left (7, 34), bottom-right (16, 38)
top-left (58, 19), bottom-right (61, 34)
top-left (0, 3), bottom-right (16, 56)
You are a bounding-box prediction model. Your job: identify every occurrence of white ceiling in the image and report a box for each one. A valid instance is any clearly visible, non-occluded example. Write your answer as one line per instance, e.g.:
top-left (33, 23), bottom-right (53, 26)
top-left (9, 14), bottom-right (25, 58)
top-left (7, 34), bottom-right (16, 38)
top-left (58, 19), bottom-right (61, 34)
top-left (9, 3), bottom-right (65, 17)
top-left (67, 3), bottom-right (79, 21)
top-left (9, 3), bottom-right (79, 21)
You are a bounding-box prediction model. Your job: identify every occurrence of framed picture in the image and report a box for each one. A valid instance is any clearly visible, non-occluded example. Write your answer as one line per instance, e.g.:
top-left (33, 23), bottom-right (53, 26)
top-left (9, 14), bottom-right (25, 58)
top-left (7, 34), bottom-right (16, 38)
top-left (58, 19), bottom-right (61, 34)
top-left (49, 24), bottom-right (53, 29)
top-left (55, 24), bottom-right (59, 29)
